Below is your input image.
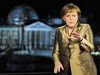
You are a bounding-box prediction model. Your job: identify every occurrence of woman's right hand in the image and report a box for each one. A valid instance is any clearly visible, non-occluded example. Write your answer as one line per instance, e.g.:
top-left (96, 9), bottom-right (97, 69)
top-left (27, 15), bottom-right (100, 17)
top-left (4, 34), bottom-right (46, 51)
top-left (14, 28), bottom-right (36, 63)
top-left (54, 61), bottom-right (64, 74)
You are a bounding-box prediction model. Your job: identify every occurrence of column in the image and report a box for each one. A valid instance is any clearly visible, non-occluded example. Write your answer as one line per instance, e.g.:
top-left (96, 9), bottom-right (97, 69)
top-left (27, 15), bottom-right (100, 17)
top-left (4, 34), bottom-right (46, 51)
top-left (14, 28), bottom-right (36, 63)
top-left (39, 31), bottom-right (43, 48)
top-left (25, 31), bottom-right (28, 50)
top-left (44, 31), bottom-right (49, 49)
top-left (34, 31), bottom-right (37, 48)
top-left (29, 31), bottom-right (32, 50)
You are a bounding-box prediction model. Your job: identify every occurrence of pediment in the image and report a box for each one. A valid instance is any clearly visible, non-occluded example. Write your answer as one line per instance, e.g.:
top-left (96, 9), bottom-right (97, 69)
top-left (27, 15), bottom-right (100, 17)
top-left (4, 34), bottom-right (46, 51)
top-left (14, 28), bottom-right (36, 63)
top-left (24, 21), bottom-right (54, 31)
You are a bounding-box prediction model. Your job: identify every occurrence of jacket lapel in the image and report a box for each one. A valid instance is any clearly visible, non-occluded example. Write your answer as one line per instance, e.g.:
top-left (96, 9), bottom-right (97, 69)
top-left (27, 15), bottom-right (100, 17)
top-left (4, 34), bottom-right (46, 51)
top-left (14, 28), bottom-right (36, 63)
top-left (62, 25), bottom-right (69, 38)
top-left (61, 24), bottom-right (85, 39)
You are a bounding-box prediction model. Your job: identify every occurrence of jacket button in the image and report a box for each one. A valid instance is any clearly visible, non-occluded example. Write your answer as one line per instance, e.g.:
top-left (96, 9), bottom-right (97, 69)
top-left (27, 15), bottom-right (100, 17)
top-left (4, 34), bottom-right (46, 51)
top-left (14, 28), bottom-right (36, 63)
top-left (69, 45), bottom-right (73, 48)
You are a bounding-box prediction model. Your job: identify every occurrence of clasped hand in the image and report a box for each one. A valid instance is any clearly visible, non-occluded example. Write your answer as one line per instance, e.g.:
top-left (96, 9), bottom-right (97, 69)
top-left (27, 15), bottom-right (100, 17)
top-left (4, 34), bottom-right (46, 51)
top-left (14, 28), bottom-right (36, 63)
top-left (68, 32), bottom-right (82, 41)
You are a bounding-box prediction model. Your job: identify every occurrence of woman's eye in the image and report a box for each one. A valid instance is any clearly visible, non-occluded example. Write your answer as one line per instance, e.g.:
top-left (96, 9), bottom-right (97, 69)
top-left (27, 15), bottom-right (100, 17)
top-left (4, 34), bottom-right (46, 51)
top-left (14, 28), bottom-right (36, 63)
top-left (66, 15), bottom-right (69, 17)
top-left (72, 15), bottom-right (76, 17)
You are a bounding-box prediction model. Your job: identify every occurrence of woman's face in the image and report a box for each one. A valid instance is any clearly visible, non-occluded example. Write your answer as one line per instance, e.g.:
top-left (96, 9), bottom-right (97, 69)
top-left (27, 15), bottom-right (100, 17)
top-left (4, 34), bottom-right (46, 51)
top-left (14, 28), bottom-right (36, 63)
top-left (63, 9), bottom-right (78, 28)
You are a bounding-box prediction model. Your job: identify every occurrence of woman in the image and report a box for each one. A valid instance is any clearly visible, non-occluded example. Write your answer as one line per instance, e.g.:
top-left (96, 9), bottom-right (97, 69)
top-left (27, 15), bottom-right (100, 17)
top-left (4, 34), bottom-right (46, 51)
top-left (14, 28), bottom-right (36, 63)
top-left (52, 3), bottom-right (97, 75)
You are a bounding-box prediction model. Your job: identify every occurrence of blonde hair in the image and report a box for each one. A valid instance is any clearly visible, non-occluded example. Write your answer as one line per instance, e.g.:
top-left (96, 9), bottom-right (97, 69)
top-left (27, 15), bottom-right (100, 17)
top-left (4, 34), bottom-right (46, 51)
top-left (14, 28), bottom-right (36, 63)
top-left (60, 3), bottom-right (81, 19)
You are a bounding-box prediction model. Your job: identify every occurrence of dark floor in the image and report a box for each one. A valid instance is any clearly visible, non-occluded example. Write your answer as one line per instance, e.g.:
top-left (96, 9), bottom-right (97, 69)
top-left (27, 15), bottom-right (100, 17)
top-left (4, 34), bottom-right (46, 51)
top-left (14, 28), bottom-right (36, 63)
top-left (0, 50), bottom-right (100, 75)
top-left (0, 55), bottom-right (54, 74)
top-left (93, 55), bottom-right (100, 75)
top-left (0, 49), bottom-right (54, 75)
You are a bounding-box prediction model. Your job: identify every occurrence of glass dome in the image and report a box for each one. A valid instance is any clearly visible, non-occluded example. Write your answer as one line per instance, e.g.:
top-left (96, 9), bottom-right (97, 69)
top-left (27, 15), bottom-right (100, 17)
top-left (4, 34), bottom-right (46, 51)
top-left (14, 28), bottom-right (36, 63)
top-left (7, 5), bottom-right (39, 25)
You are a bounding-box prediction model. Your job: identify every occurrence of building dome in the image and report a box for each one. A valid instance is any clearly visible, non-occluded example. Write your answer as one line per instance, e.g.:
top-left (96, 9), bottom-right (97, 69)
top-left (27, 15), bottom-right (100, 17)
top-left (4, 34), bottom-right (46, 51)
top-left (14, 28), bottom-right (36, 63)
top-left (7, 5), bottom-right (39, 25)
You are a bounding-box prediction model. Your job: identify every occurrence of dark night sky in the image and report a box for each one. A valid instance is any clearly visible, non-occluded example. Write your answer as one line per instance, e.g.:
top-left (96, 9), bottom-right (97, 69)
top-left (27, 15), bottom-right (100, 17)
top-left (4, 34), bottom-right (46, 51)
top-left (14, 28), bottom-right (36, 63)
top-left (0, 0), bottom-right (98, 18)
top-left (0, 0), bottom-right (100, 33)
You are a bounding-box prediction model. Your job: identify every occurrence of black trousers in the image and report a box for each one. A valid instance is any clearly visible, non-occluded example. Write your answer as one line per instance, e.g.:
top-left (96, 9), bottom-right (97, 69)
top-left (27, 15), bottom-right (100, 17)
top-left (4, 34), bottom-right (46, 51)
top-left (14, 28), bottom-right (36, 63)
top-left (68, 63), bottom-right (71, 75)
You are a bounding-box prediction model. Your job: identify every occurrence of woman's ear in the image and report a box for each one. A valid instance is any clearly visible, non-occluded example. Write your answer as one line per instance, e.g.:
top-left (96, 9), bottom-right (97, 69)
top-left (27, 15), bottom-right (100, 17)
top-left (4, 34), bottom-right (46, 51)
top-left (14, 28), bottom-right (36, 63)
top-left (62, 16), bottom-right (65, 21)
